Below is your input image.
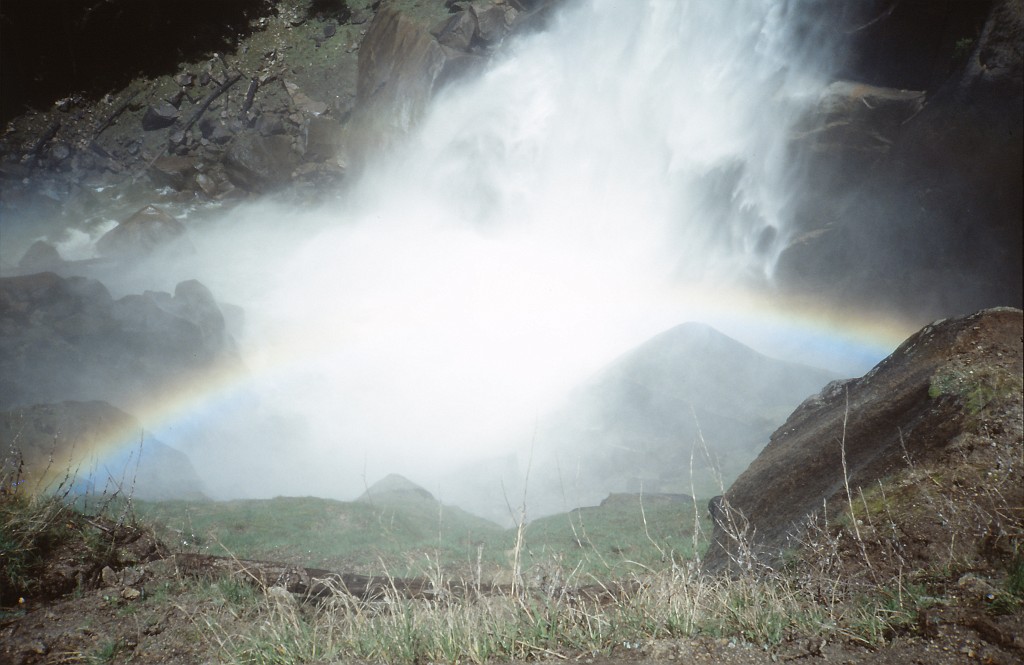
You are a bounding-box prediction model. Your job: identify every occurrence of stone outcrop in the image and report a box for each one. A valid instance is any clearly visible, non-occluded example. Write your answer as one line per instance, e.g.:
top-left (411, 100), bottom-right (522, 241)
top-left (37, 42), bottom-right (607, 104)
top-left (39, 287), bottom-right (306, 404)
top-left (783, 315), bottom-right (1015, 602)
top-left (0, 400), bottom-right (206, 500)
top-left (0, 272), bottom-right (239, 412)
top-left (703, 307), bottom-right (1023, 570)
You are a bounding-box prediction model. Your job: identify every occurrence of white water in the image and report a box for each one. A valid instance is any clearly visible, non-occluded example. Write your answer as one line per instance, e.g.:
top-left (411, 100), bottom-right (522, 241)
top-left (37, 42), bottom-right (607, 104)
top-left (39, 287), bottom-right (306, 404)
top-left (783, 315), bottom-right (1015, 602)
top-left (158, 0), bottom-right (849, 499)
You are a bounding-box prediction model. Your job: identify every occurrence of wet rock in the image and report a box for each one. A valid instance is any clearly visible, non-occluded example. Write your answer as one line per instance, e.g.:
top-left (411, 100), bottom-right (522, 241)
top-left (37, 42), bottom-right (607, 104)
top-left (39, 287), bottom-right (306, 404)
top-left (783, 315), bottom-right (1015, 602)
top-left (801, 81), bottom-right (926, 157)
top-left (95, 205), bottom-right (191, 259)
top-left (349, 7), bottom-right (486, 162)
top-left (141, 101), bottom-right (179, 130)
top-left (472, 2), bottom-right (516, 47)
top-left (432, 10), bottom-right (478, 51)
top-left (147, 155), bottom-right (197, 190)
top-left (194, 172), bottom-right (221, 197)
top-left (303, 116), bottom-right (344, 162)
top-left (223, 131), bottom-right (298, 192)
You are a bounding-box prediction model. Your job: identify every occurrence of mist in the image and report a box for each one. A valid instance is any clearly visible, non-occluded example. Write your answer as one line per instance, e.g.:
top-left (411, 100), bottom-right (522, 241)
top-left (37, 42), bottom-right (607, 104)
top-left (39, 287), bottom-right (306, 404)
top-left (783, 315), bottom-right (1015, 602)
top-left (6, 0), bottom-right (894, 505)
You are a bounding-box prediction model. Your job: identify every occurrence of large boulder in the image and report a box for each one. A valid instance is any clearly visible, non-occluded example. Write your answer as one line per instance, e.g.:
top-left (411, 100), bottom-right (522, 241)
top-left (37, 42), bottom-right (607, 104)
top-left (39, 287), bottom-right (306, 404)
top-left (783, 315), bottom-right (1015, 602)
top-left (703, 307), bottom-right (1023, 571)
top-left (0, 400), bottom-right (206, 500)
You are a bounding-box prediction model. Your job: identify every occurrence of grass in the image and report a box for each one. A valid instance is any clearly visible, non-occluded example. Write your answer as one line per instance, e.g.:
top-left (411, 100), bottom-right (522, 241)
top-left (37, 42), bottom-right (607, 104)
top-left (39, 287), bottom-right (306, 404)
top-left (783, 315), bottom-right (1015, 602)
top-left (134, 490), bottom-right (705, 582)
top-left (4, 400), bottom-right (1021, 665)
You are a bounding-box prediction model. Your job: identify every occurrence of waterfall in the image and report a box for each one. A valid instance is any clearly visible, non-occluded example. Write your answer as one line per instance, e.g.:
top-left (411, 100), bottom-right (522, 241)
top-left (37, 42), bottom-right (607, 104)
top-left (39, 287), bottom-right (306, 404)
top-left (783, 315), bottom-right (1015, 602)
top-left (177, 0), bottom-right (850, 498)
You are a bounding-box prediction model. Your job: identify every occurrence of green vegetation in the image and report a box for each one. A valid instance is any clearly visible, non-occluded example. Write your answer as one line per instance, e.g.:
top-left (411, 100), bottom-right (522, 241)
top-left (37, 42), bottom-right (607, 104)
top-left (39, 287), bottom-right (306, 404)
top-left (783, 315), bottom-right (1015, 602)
top-left (928, 364), bottom-right (1022, 415)
top-left (134, 490), bottom-right (706, 580)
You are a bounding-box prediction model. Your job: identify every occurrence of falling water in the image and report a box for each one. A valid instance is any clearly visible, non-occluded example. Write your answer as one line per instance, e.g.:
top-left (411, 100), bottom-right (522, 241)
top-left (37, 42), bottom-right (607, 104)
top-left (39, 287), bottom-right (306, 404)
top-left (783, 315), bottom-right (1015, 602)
top-left (148, 0), bottom-right (850, 499)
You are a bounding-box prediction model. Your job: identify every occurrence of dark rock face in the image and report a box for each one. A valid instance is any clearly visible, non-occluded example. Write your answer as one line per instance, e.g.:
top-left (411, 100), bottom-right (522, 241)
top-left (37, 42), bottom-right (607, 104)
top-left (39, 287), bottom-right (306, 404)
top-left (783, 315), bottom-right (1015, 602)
top-left (780, 0), bottom-right (1023, 320)
top-left (0, 272), bottom-right (239, 412)
top-left (703, 307), bottom-right (1023, 570)
top-left (0, 400), bottom-right (206, 500)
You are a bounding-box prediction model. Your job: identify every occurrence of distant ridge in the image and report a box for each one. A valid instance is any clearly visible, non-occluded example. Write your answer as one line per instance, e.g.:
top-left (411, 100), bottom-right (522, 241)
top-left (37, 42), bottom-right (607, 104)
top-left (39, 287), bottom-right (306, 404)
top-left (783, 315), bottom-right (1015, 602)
top-left (441, 322), bottom-right (840, 521)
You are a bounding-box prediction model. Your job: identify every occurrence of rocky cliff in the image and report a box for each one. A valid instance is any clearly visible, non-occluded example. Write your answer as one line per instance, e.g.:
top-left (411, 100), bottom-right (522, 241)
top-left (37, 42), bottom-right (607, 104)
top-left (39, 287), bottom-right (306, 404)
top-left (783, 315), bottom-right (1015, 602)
top-left (704, 307), bottom-right (1023, 572)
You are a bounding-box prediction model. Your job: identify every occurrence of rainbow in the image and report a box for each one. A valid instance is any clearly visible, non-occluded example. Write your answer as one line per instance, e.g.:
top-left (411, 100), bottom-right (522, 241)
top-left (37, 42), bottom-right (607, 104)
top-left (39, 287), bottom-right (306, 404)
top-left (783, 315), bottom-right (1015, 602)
top-left (21, 286), bottom-right (920, 498)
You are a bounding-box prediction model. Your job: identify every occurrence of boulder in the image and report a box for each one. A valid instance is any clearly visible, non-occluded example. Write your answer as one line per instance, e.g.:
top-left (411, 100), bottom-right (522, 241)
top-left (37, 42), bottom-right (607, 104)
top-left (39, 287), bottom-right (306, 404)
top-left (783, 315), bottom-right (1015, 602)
top-left (141, 101), bottom-right (179, 130)
top-left (471, 2), bottom-right (516, 47)
top-left (95, 205), bottom-right (191, 259)
top-left (147, 155), bottom-right (197, 190)
top-left (432, 10), bottom-right (478, 51)
top-left (703, 307), bottom-right (1023, 571)
top-left (302, 116), bottom-right (345, 162)
top-left (223, 131), bottom-right (298, 192)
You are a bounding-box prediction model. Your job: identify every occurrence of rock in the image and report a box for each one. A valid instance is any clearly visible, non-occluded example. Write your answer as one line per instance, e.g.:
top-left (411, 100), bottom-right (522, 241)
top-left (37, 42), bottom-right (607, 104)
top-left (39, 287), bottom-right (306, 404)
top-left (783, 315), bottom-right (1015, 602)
top-left (959, 0), bottom-right (1024, 101)
top-left (302, 116), bottom-right (344, 162)
top-left (703, 307), bottom-right (1024, 571)
top-left (223, 131), bottom-right (298, 192)
top-left (471, 2), bottom-right (516, 47)
top-left (283, 80), bottom-right (329, 116)
top-left (432, 10), bottom-right (478, 51)
top-left (120, 587), bottom-right (142, 600)
top-left (18, 240), bottom-right (65, 273)
top-left (141, 101), bottom-right (179, 130)
top-left (95, 205), bottom-right (191, 259)
top-left (147, 155), bottom-right (196, 190)
top-left (100, 566), bottom-right (118, 587)
top-left (194, 172), bottom-right (220, 197)
top-left (198, 117), bottom-right (235, 144)
top-left (800, 81), bottom-right (926, 157)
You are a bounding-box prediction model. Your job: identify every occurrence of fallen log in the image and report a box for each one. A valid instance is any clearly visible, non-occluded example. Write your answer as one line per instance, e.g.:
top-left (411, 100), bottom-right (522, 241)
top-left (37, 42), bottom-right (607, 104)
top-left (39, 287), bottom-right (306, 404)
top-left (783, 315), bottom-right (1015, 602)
top-left (171, 552), bottom-right (637, 605)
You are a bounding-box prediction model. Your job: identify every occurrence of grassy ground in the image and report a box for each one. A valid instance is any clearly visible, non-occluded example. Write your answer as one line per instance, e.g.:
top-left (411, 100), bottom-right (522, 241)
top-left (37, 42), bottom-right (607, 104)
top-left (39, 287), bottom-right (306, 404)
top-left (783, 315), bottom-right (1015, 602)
top-left (3, 469), bottom-right (1023, 664)
top-left (133, 490), bottom-right (709, 583)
